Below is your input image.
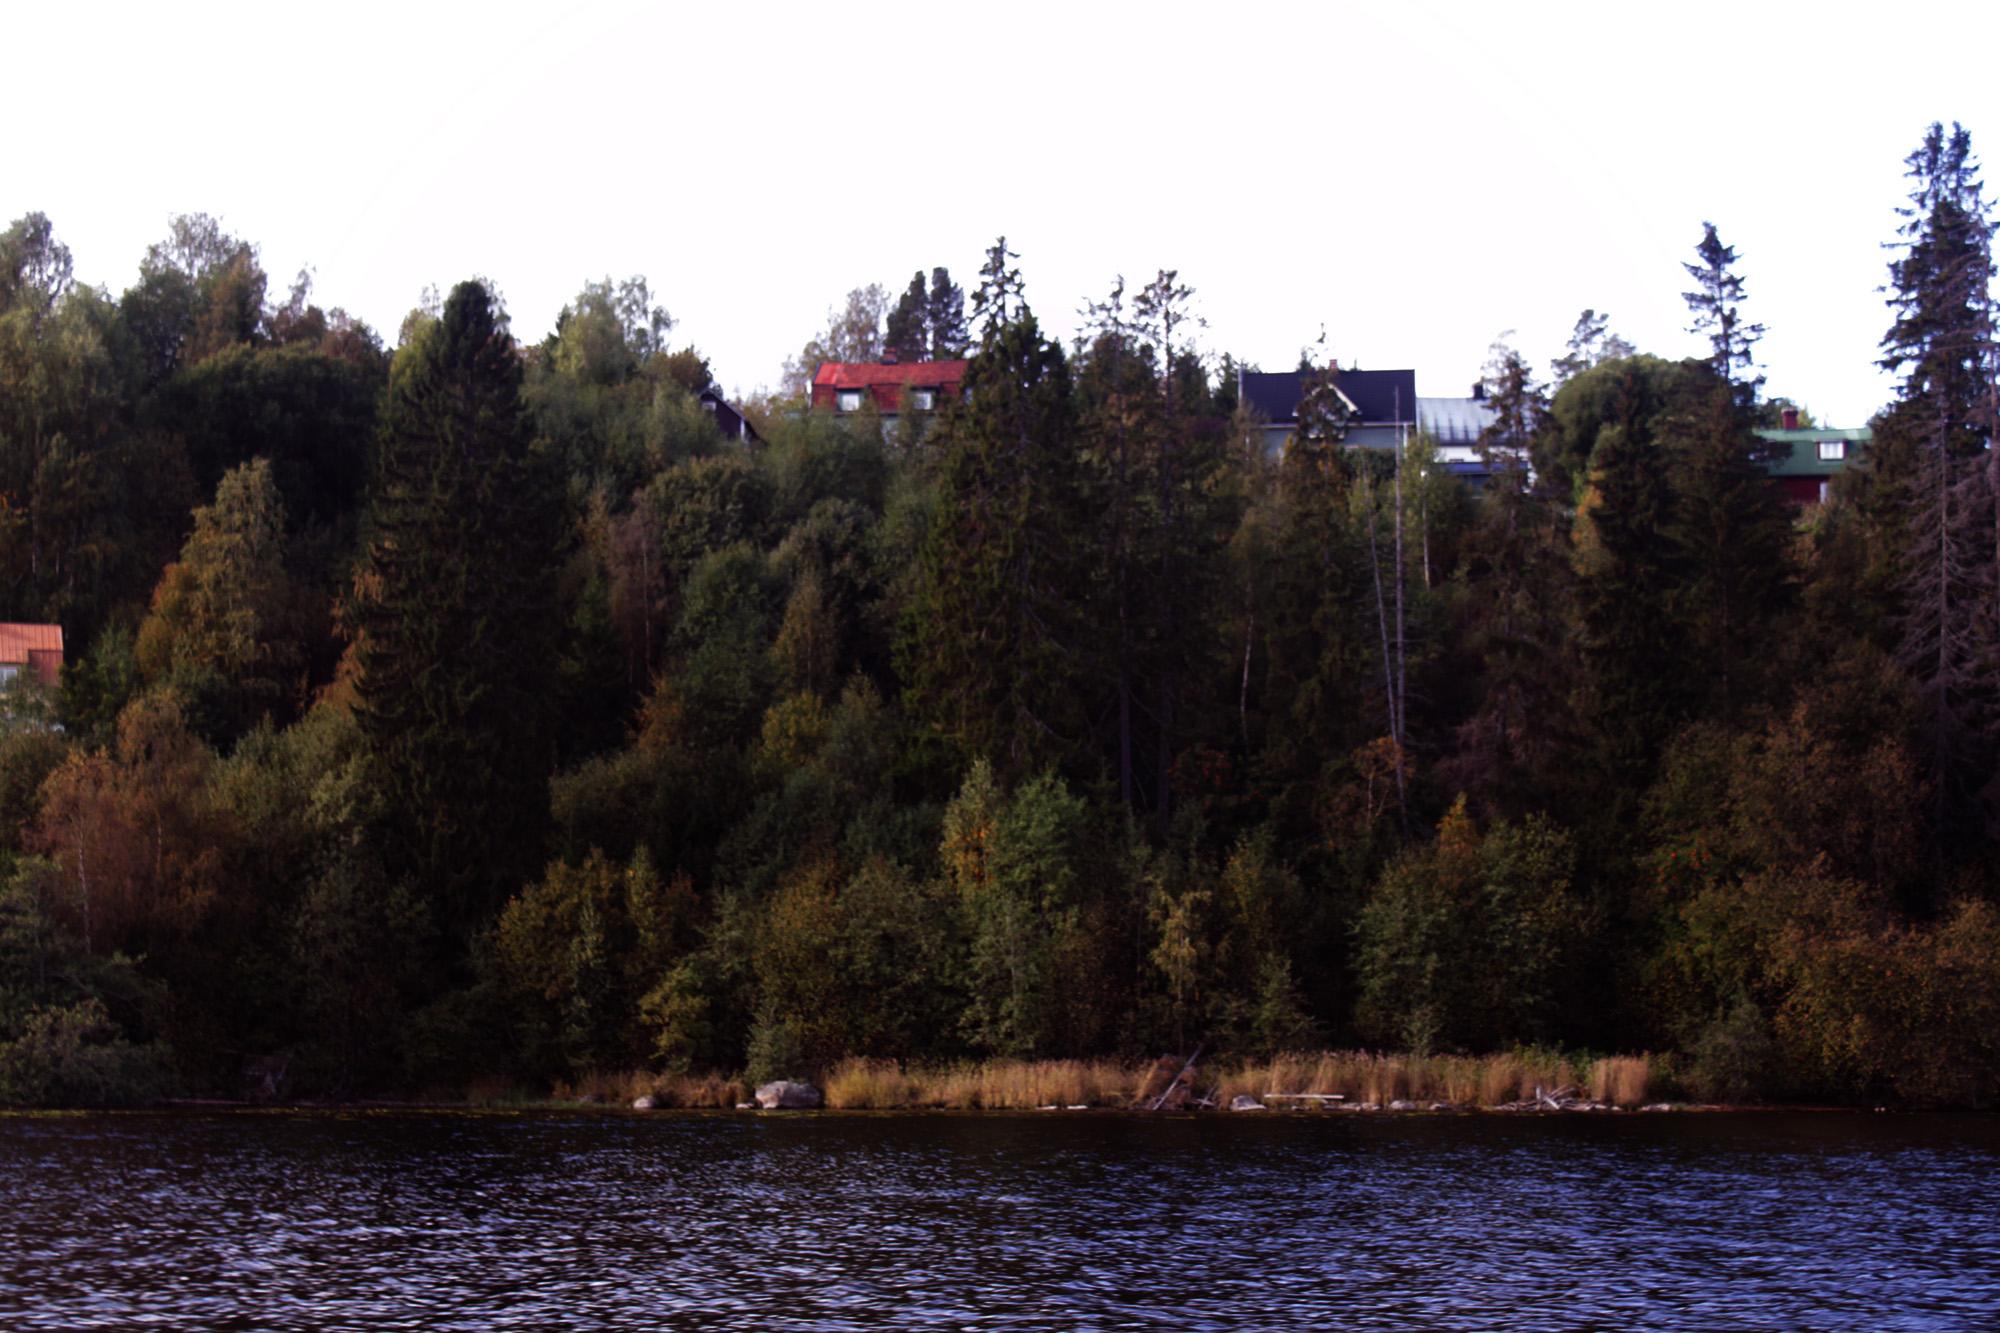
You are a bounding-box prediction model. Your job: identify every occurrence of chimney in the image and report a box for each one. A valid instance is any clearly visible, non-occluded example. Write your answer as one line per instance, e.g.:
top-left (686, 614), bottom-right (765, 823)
top-left (1782, 407), bottom-right (1799, 430)
top-left (882, 346), bottom-right (900, 365)
top-left (1471, 383), bottom-right (1486, 401)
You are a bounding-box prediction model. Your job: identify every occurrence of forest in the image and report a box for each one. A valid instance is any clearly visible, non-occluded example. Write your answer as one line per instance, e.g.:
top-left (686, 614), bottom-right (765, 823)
top-left (1, 121), bottom-right (1997, 1109)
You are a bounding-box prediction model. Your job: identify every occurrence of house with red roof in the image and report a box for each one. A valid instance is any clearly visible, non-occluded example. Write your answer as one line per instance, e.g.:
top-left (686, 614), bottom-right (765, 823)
top-left (0, 624), bottom-right (63, 686)
top-left (811, 349), bottom-right (968, 425)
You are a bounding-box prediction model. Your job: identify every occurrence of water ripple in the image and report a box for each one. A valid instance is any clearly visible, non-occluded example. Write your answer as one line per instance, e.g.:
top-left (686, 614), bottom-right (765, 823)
top-left (0, 1109), bottom-right (1995, 1329)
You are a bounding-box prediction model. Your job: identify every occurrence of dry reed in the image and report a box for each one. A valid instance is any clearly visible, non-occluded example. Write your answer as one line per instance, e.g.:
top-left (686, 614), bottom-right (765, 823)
top-left (1587, 1056), bottom-right (1650, 1108)
top-left (823, 1058), bottom-right (1143, 1109)
top-left (541, 1048), bottom-right (1651, 1113)
top-left (1218, 1049), bottom-right (1597, 1106)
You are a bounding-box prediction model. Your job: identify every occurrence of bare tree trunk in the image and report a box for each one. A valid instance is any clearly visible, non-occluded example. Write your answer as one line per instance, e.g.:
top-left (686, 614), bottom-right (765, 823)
top-left (1393, 405), bottom-right (1407, 750)
top-left (1239, 604), bottom-right (1254, 750)
top-left (1363, 472), bottom-right (1407, 823)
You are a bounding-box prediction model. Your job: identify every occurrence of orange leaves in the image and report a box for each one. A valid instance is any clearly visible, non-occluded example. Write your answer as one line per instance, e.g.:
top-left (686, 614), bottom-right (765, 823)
top-left (29, 696), bottom-right (232, 957)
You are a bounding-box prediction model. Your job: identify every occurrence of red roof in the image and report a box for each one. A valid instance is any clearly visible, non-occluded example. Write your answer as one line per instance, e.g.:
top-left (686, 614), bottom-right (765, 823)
top-left (814, 359), bottom-right (968, 391)
top-left (0, 623), bottom-right (63, 685)
top-left (811, 359), bottom-right (968, 413)
top-left (0, 624), bottom-right (62, 662)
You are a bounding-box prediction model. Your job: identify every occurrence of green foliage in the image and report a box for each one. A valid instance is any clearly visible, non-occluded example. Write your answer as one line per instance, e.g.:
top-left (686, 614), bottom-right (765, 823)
top-left (347, 280), bottom-right (567, 932)
top-left (649, 455), bottom-right (773, 572)
top-left (1354, 798), bottom-right (1586, 1054)
top-left (136, 459), bottom-right (300, 739)
top-left (884, 267), bottom-right (968, 361)
top-left (5, 176), bottom-right (2000, 1105)
top-left (0, 858), bottom-right (168, 1106)
top-left (0, 726), bottom-right (67, 853)
top-left (941, 761), bottom-right (1095, 1057)
top-left (899, 306), bottom-right (1087, 776)
top-left (146, 343), bottom-right (381, 526)
top-left (493, 848), bottom-right (699, 1077)
top-left (0, 999), bottom-right (168, 1107)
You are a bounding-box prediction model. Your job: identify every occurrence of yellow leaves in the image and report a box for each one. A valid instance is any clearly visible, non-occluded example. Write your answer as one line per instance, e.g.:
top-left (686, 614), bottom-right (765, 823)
top-left (1436, 793), bottom-right (1480, 860)
top-left (940, 758), bottom-right (1002, 899)
top-left (1314, 736), bottom-right (1410, 845)
top-left (632, 673), bottom-right (686, 754)
top-left (752, 692), bottom-right (828, 787)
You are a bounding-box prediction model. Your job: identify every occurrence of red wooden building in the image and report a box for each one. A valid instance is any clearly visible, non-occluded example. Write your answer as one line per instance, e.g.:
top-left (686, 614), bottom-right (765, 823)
top-left (811, 350), bottom-right (968, 417)
top-left (0, 623), bottom-right (63, 686)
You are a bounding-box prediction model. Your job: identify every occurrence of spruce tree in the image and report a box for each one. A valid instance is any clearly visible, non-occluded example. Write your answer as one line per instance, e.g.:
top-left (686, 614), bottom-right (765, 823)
top-left (1572, 368), bottom-right (1684, 790)
top-left (884, 271), bottom-right (929, 360)
top-left (898, 251), bottom-right (1085, 777)
top-left (348, 280), bottom-right (567, 935)
top-left (1876, 122), bottom-right (1999, 827)
top-left (1672, 223), bottom-right (1792, 721)
top-left (883, 266), bottom-right (968, 362)
top-left (1259, 362), bottom-right (1366, 814)
top-left (1446, 341), bottom-right (1576, 817)
top-left (1682, 223), bottom-right (1767, 392)
top-left (927, 267), bottom-right (969, 358)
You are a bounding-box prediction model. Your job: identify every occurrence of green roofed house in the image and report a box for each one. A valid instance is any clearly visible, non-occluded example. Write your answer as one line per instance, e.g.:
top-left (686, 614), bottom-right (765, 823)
top-left (1753, 408), bottom-right (1869, 506)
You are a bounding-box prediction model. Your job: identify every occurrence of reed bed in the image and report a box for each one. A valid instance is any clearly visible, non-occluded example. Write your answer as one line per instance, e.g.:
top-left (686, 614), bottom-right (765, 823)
top-left (1213, 1050), bottom-right (1639, 1107)
top-left (548, 1069), bottom-right (747, 1108)
top-left (1586, 1056), bottom-right (1652, 1108)
top-left (539, 1049), bottom-right (1657, 1112)
top-left (823, 1058), bottom-right (1143, 1109)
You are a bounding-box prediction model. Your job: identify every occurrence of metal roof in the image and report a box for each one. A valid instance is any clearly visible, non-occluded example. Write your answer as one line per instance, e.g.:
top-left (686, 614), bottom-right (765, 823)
top-left (1417, 396), bottom-right (1497, 446)
top-left (1753, 427), bottom-right (1871, 478)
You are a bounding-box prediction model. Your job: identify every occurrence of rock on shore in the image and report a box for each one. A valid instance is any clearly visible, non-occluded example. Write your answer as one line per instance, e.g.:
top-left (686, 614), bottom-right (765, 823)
top-left (755, 1080), bottom-right (822, 1109)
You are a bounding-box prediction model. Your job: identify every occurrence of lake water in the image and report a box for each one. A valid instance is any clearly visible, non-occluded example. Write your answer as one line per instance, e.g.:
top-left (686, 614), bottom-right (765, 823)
top-left (1, 1108), bottom-right (1994, 1330)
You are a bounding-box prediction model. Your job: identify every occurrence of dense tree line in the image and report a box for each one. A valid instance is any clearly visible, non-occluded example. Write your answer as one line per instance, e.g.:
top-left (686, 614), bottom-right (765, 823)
top-left (3, 122), bottom-right (1999, 1107)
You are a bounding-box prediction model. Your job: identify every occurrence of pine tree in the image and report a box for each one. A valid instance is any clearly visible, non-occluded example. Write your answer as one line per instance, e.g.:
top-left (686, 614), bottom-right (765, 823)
top-left (927, 267), bottom-right (969, 358)
top-left (899, 247), bottom-right (1085, 776)
top-left (1076, 276), bottom-right (1146, 807)
top-left (1572, 367), bottom-right (1685, 789)
top-left (884, 271), bottom-right (929, 360)
top-left (1132, 269), bottom-right (1213, 823)
top-left (1258, 362), bottom-right (1366, 812)
top-left (1682, 223), bottom-right (1767, 392)
top-left (1876, 122), bottom-right (1999, 825)
top-left (1549, 309), bottom-right (1635, 387)
top-left (1672, 224), bottom-right (1793, 721)
top-left (884, 266), bottom-right (968, 362)
top-left (1445, 341), bottom-right (1576, 817)
top-left (347, 280), bottom-right (567, 934)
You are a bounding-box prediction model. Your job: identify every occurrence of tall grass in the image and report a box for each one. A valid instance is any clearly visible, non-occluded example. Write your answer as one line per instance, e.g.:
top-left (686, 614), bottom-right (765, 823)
top-left (1587, 1056), bottom-right (1651, 1108)
top-left (1214, 1050), bottom-right (1603, 1106)
top-left (532, 1049), bottom-right (1659, 1111)
top-left (822, 1058), bottom-right (1142, 1109)
top-left (549, 1069), bottom-right (747, 1107)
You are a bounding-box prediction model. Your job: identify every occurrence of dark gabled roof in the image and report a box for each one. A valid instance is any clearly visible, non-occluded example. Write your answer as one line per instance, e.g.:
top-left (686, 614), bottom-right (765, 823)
top-left (698, 388), bottom-right (761, 444)
top-left (1240, 369), bottom-right (1418, 426)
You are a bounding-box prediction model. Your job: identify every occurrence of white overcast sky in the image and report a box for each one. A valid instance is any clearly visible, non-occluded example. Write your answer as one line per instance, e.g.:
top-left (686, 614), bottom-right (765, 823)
top-left (11, 1), bottom-right (1997, 427)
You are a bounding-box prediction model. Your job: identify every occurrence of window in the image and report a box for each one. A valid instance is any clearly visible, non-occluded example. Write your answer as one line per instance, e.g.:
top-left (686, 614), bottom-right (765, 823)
top-left (837, 389), bottom-right (863, 412)
top-left (911, 388), bottom-right (935, 411)
top-left (1817, 439), bottom-right (1846, 461)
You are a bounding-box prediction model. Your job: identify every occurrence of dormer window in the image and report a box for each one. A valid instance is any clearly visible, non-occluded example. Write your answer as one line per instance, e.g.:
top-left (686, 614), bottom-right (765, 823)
top-left (911, 388), bottom-right (936, 411)
top-left (837, 389), bottom-right (863, 412)
top-left (1817, 439), bottom-right (1846, 461)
